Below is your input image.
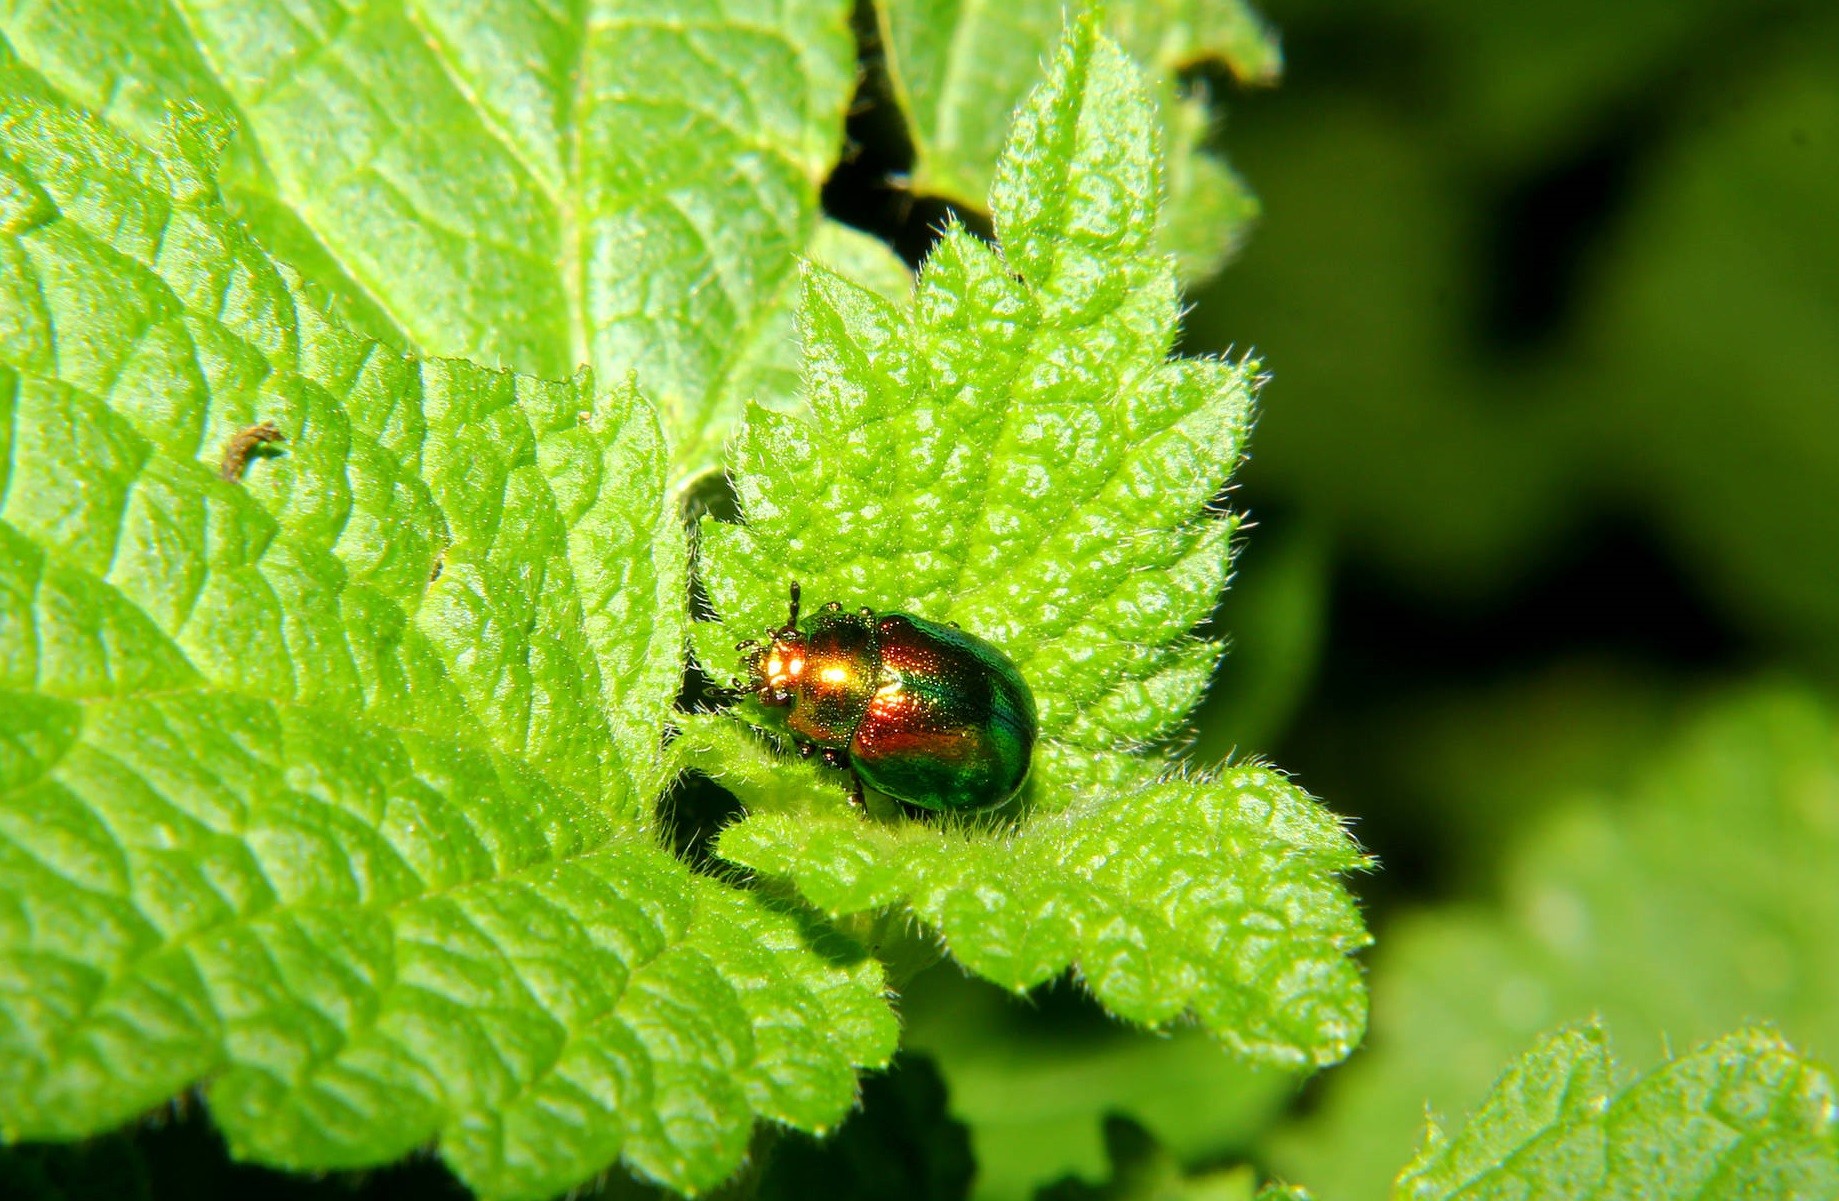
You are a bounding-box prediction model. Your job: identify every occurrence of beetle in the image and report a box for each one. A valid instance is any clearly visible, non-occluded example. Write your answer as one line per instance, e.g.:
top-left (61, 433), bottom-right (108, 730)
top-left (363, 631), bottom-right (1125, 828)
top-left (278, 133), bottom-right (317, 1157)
top-left (736, 582), bottom-right (1037, 811)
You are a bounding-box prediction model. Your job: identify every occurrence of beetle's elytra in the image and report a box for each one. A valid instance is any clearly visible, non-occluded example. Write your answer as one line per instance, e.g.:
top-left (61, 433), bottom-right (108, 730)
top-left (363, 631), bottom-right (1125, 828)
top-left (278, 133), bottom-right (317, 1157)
top-left (739, 583), bottom-right (1038, 812)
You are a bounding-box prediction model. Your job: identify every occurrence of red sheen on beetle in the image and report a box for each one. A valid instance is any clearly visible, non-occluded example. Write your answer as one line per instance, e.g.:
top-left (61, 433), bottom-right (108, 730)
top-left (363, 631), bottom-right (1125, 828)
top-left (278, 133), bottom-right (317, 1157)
top-left (741, 583), bottom-right (1037, 812)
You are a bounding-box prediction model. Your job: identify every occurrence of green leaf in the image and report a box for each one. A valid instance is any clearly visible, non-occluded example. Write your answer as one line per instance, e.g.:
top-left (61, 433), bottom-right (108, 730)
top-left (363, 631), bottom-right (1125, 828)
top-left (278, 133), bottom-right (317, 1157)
top-left (697, 13), bottom-right (1249, 758)
top-left (875, 0), bottom-right (1278, 282)
top-left (689, 17), bottom-right (1368, 1071)
top-left (0, 61), bottom-right (895, 1199)
top-left (683, 712), bottom-right (1368, 1074)
top-left (0, 0), bottom-right (905, 482)
top-left (1395, 1023), bottom-right (1839, 1200)
top-left (715, 220), bottom-right (917, 481)
top-left (710, 746), bottom-right (1367, 1069)
top-left (1269, 684), bottom-right (1839, 1201)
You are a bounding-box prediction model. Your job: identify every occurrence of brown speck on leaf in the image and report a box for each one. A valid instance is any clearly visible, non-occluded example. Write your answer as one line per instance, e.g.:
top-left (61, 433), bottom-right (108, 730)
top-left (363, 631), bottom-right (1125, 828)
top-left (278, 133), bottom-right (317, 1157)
top-left (219, 421), bottom-right (285, 482)
top-left (430, 550), bottom-right (445, 583)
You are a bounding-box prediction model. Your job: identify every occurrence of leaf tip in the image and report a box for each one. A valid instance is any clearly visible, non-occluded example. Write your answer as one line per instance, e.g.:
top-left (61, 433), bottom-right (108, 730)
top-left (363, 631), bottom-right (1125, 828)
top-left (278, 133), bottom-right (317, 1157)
top-left (990, 13), bottom-right (1162, 281)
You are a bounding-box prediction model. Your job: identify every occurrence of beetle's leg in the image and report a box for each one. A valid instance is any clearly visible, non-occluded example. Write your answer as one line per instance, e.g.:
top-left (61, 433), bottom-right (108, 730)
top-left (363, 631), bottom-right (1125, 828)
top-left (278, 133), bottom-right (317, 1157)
top-left (735, 638), bottom-right (759, 652)
top-left (819, 747), bottom-right (849, 771)
top-left (848, 771), bottom-right (865, 810)
top-left (797, 741), bottom-right (817, 759)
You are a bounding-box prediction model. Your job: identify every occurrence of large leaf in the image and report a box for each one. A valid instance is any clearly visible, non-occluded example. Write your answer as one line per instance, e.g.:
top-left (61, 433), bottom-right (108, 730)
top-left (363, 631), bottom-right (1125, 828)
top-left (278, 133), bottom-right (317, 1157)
top-left (0, 0), bottom-right (908, 481)
top-left (0, 58), bottom-right (894, 1199)
top-left (875, 0), bottom-right (1279, 282)
top-left (688, 19), bottom-right (1369, 1072)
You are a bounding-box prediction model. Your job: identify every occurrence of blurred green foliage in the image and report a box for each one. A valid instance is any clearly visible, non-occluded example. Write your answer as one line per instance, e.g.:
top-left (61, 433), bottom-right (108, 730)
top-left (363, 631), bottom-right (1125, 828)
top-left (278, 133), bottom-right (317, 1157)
top-left (1189, 0), bottom-right (1839, 658)
top-left (1185, 521), bottom-right (1329, 764)
top-left (1267, 685), bottom-right (1839, 1198)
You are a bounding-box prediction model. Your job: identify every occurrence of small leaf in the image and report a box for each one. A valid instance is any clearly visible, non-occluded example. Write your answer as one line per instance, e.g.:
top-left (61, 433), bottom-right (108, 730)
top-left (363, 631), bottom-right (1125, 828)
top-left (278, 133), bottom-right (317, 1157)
top-left (1394, 1024), bottom-right (1614, 1200)
top-left (690, 17), bottom-right (1367, 1071)
top-left (0, 65), bottom-right (894, 1200)
top-left (875, 0), bottom-right (1279, 281)
top-left (1396, 1024), bottom-right (1839, 1200)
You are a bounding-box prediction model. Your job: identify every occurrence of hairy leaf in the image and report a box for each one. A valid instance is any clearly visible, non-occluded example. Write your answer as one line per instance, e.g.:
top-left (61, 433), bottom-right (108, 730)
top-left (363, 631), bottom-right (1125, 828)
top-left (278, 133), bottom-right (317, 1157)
top-left (1270, 684), bottom-right (1839, 1201)
top-left (689, 18), bottom-right (1367, 1070)
top-left (0, 63), bottom-right (894, 1199)
top-left (875, 0), bottom-right (1278, 281)
top-left (1396, 1024), bottom-right (1839, 1200)
top-left (692, 718), bottom-right (1366, 1069)
top-left (697, 14), bottom-right (1253, 756)
top-left (0, 0), bottom-right (909, 482)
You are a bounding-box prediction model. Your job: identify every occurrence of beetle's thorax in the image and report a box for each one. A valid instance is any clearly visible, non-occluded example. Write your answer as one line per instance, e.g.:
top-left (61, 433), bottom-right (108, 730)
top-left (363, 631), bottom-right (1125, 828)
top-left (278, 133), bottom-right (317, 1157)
top-left (769, 609), bottom-right (882, 748)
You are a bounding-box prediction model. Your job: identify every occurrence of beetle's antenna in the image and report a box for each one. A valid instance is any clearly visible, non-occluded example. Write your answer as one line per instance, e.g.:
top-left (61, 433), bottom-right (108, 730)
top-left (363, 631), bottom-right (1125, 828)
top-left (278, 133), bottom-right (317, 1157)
top-left (785, 580), bottom-right (801, 632)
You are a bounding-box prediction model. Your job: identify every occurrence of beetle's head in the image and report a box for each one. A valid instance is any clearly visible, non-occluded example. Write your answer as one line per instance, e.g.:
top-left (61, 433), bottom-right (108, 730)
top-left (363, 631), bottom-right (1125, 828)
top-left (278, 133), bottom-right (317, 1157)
top-left (733, 580), bottom-right (807, 705)
top-left (744, 630), bottom-right (808, 706)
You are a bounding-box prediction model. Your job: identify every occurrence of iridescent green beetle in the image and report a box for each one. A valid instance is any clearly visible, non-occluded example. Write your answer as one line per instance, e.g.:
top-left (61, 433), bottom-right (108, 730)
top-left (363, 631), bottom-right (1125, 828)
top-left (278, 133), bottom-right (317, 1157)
top-left (739, 583), bottom-right (1038, 811)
